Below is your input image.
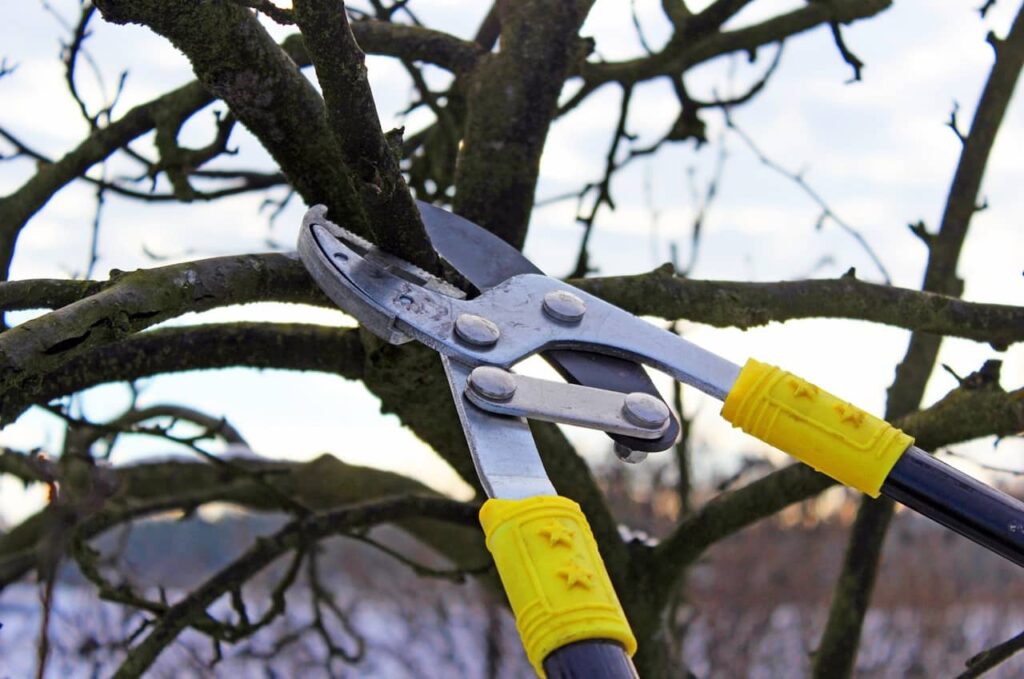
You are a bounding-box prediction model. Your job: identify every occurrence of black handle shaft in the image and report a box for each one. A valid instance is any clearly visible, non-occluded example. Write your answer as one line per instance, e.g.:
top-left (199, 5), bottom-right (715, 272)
top-left (882, 446), bottom-right (1024, 567)
top-left (543, 640), bottom-right (639, 679)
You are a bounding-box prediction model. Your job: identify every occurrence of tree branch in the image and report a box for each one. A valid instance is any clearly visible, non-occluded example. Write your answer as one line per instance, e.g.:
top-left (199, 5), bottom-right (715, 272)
top-left (575, 269), bottom-right (1024, 349)
top-left (0, 80), bottom-right (211, 279)
top-left (111, 494), bottom-right (478, 677)
top-left (293, 0), bottom-right (438, 272)
top-left (453, 0), bottom-right (595, 249)
top-left (1, 455), bottom-right (488, 593)
top-left (4, 323), bottom-right (363, 420)
top-left (93, 0), bottom-right (365, 239)
top-left (0, 254), bottom-right (328, 422)
top-left (814, 8), bottom-right (1024, 675)
top-left (579, 0), bottom-right (891, 89)
top-left (958, 628), bottom-right (1024, 678)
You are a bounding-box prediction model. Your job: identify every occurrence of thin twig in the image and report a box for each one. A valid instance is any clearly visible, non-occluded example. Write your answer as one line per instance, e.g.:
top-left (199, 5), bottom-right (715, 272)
top-left (958, 628), bottom-right (1024, 678)
top-left (938, 448), bottom-right (1024, 477)
top-left (726, 112), bottom-right (892, 283)
top-left (345, 531), bottom-right (491, 583)
top-left (828, 21), bottom-right (864, 82)
top-left (570, 84), bottom-right (634, 278)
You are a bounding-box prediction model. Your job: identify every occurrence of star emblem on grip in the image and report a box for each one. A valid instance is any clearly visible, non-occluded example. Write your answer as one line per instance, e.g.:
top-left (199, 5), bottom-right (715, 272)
top-left (538, 521), bottom-right (575, 548)
top-left (835, 404), bottom-right (865, 428)
top-left (788, 379), bottom-right (818, 400)
top-left (556, 559), bottom-right (595, 590)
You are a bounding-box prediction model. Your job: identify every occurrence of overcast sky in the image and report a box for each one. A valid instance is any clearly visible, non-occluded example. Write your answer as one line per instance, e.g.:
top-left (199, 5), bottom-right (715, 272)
top-left (0, 0), bottom-right (1021, 525)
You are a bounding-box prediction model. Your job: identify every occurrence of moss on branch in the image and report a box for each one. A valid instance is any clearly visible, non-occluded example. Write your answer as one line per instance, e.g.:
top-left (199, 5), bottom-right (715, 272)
top-left (453, 0), bottom-right (595, 249)
top-left (94, 0), bottom-right (364, 237)
top-left (576, 268), bottom-right (1024, 348)
top-left (1, 323), bottom-right (365, 421)
top-left (293, 0), bottom-right (438, 272)
top-left (0, 254), bottom-right (324, 421)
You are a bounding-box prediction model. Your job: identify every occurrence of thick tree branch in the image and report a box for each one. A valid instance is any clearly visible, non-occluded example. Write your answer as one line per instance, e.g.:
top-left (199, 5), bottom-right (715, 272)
top-left (2, 254), bottom-right (1021, 423)
top-left (579, 0), bottom-right (891, 89)
top-left (0, 279), bottom-right (105, 313)
top-left (94, 0), bottom-right (366, 239)
top-left (814, 8), bottom-right (1024, 676)
top-left (453, 0), bottom-right (595, 249)
top-left (575, 269), bottom-right (1024, 349)
top-left (0, 253), bottom-right (327, 422)
top-left (4, 323), bottom-right (363, 420)
top-left (293, 0), bottom-right (438, 272)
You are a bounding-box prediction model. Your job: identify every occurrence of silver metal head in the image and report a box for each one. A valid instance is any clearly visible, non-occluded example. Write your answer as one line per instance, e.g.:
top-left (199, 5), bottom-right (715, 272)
top-left (297, 205), bottom-right (464, 345)
top-left (299, 206), bottom-right (741, 401)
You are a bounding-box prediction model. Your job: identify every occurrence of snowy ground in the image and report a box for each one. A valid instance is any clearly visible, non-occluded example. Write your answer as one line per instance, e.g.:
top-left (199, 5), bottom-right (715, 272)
top-left (2, 582), bottom-right (1022, 678)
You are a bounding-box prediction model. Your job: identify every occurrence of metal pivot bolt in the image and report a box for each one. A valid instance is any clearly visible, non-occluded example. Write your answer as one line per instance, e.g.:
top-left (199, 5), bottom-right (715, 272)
top-left (614, 443), bottom-right (649, 465)
top-left (455, 313), bottom-right (501, 346)
top-left (542, 290), bottom-right (587, 323)
top-left (468, 366), bottom-right (518, 402)
top-left (622, 392), bottom-right (670, 429)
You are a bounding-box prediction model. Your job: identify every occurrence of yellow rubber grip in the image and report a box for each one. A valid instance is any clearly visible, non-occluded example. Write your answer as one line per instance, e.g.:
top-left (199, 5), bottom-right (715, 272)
top-left (479, 496), bottom-right (636, 678)
top-left (721, 359), bottom-right (913, 497)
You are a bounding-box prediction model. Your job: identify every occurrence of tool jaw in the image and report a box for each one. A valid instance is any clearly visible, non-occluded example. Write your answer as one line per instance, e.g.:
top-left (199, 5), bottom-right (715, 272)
top-left (298, 205), bottom-right (465, 346)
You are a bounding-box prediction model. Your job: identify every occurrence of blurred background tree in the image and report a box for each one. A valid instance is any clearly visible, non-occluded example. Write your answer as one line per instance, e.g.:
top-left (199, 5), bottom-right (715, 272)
top-left (0, 0), bottom-right (1023, 677)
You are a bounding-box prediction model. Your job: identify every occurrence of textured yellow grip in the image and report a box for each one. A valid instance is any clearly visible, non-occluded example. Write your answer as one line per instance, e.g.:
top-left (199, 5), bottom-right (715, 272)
top-left (721, 359), bottom-right (913, 497)
top-left (479, 496), bottom-right (636, 677)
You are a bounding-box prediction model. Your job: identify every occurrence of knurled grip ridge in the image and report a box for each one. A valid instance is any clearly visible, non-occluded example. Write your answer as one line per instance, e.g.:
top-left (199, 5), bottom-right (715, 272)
top-left (721, 358), bottom-right (913, 497)
top-left (479, 496), bottom-right (636, 678)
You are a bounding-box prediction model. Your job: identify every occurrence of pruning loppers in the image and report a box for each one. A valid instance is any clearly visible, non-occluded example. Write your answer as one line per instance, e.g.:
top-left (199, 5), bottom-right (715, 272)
top-left (298, 202), bottom-right (1024, 679)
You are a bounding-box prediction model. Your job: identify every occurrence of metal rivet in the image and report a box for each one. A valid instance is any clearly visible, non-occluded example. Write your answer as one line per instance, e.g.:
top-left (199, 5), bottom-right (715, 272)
top-left (468, 366), bottom-right (517, 402)
top-left (542, 290), bottom-right (587, 323)
top-left (621, 392), bottom-right (670, 429)
top-left (454, 313), bottom-right (500, 346)
top-left (614, 443), bottom-right (648, 465)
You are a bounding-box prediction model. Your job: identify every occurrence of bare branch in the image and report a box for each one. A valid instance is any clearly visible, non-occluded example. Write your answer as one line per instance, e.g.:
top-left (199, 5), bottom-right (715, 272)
top-left (574, 270), bottom-right (1024, 349)
top-left (111, 495), bottom-right (478, 677)
top-left (579, 0), bottom-right (890, 89)
top-left (958, 628), bottom-right (1024, 678)
top-left (828, 21), bottom-right (865, 82)
top-left (570, 84), bottom-right (634, 278)
top-left (815, 11), bottom-right (1024, 671)
top-left (293, 0), bottom-right (439, 272)
top-left (725, 113), bottom-right (891, 283)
